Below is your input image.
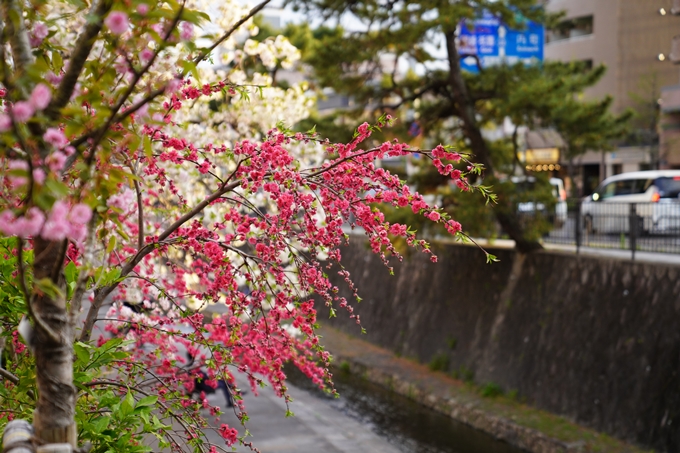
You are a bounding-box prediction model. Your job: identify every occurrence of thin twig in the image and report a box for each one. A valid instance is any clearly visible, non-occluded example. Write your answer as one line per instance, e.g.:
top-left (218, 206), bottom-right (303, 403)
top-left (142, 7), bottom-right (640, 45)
top-left (133, 178), bottom-right (144, 251)
top-left (192, 0), bottom-right (271, 66)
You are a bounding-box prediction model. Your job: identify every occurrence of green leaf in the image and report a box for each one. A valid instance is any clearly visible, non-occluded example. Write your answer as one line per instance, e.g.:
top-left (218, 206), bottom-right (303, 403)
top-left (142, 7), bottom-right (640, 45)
top-left (180, 60), bottom-right (200, 83)
top-left (92, 416), bottom-right (110, 434)
top-left (34, 278), bottom-right (64, 299)
top-left (120, 391), bottom-right (135, 417)
top-left (486, 253), bottom-right (499, 264)
top-left (73, 342), bottom-right (90, 365)
top-left (106, 236), bottom-right (117, 254)
top-left (64, 261), bottom-right (78, 285)
top-left (143, 135), bottom-right (153, 158)
top-left (136, 395), bottom-right (158, 407)
top-left (44, 179), bottom-right (71, 198)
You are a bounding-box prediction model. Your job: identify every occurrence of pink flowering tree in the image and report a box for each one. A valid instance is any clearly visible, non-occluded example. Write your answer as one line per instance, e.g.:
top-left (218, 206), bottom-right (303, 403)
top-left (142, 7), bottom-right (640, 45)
top-left (0, 0), bottom-right (493, 451)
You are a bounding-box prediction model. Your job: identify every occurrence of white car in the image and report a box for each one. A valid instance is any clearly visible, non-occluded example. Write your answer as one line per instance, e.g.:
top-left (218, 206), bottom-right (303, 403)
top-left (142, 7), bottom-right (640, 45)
top-left (514, 177), bottom-right (568, 227)
top-left (581, 170), bottom-right (680, 234)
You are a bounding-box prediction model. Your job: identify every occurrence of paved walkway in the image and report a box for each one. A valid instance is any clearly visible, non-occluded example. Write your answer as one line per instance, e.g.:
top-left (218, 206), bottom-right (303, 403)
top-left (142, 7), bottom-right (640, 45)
top-left (201, 373), bottom-right (400, 453)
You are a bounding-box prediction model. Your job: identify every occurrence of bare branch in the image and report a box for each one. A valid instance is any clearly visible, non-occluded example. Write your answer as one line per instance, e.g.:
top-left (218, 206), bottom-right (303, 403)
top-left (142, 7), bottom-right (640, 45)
top-left (133, 178), bottom-right (144, 251)
top-left (0, 366), bottom-right (18, 384)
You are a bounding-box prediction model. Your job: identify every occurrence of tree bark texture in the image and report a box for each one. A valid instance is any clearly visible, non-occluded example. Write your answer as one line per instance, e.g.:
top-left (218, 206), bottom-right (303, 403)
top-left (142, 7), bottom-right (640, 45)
top-left (32, 237), bottom-right (77, 446)
top-left (444, 30), bottom-right (542, 253)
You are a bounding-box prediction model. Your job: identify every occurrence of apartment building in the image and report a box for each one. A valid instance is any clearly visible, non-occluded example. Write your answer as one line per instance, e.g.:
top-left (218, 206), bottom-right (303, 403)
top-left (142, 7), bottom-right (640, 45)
top-left (544, 0), bottom-right (679, 192)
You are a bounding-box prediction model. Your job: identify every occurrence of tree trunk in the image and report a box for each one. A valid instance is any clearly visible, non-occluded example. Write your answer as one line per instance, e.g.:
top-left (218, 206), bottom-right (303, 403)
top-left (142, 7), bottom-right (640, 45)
top-left (31, 237), bottom-right (77, 446)
top-left (444, 30), bottom-right (542, 253)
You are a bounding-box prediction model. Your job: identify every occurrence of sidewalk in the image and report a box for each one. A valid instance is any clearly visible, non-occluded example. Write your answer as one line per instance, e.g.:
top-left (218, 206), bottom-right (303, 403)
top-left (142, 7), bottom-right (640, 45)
top-left (462, 237), bottom-right (680, 265)
top-left (319, 325), bottom-right (651, 453)
top-left (201, 368), bottom-right (401, 453)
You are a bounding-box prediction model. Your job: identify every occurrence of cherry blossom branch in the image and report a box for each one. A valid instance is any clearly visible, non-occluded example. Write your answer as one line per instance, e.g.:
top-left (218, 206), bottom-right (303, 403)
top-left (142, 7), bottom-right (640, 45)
top-left (1, 0), bottom-right (33, 77)
top-left (47, 0), bottom-right (113, 120)
top-left (192, 0), bottom-right (272, 66)
top-left (84, 2), bottom-right (186, 167)
top-left (303, 147), bottom-right (381, 179)
top-left (80, 180), bottom-right (241, 342)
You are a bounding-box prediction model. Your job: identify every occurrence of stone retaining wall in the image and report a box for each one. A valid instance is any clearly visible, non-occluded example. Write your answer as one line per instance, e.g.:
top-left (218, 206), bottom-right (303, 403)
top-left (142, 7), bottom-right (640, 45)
top-left (321, 240), bottom-right (680, 452)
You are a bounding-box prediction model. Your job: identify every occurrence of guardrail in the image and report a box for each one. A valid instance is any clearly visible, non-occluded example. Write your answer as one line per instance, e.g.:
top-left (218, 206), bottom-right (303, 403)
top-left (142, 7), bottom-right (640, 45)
top-left (525, 200), bottom-right (680, 258)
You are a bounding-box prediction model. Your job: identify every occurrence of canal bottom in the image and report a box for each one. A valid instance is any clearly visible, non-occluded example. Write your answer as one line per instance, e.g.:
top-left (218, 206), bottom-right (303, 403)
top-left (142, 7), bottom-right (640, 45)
top-left (285, 366), bottom-right (526, 453)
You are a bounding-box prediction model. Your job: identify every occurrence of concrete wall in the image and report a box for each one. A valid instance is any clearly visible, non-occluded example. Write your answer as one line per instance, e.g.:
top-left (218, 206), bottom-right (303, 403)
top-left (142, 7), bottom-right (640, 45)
top-left (321, 240), bottom-right (680, 452)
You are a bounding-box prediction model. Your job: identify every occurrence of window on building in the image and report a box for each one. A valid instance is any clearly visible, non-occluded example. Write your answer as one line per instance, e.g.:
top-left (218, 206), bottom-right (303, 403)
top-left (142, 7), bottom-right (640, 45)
top-left (612, 163), bottom-right (622, 175)
top-left (546, 15), bottom-right (594, 43)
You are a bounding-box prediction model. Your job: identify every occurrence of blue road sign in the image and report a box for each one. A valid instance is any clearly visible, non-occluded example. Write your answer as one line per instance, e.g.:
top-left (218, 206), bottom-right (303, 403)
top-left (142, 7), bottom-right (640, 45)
top-left (459, 11), bottom-right (544, 73)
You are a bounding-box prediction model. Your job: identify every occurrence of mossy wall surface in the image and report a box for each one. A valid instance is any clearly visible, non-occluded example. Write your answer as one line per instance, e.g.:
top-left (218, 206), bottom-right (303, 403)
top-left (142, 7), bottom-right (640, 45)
top-left (321, 240), bottom-right (680, 452)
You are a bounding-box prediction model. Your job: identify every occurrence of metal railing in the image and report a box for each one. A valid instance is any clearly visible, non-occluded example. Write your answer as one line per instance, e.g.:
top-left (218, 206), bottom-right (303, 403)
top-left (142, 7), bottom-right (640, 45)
top-left (527, 200), bottom-right (680, 258)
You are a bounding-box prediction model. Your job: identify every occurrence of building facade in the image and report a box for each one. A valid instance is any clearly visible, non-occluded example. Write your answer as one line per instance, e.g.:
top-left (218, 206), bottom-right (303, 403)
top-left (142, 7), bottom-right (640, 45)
top-left (544, 0), bottom-right (679, 192)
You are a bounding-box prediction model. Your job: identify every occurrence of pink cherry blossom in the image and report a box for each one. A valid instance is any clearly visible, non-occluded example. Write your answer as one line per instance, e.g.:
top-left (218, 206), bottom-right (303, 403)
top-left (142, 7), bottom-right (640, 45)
top-left (7, 160), bottom-right (28, 186)
top-left (69, 203), bottom-right (92, 224)
top-left (180, 22), bottom-right (194, 41)
top-left (0, 114), bottom-right (11, 132)
top-left (33, 168), bottom-right (46, 185)
top-left (32, 22), bottom-right (48, 40)
top-left (43, 128), bottom-right (69, 150)
top-left (41, 200), bottom-right (71, 241)
top-left (107, 188), bottom-right (136, 211)
top-left (0, 210), bottom-right (17, 236)
top-left (139, 48), bottom-right (154, 63)
top-left (43, 127), bottom-right (68, 148)
top-left (105, 11), bottom-right (129, 35)
top-left (29, 22), bottom-right (49, 47)
top-left (30, 83), bottom-right (52, 110)
top-left (14, 207), bottom-right (46, 238)
top-left (137, 3), bottom-right (149, 15)
top-left (427, 211), bottom-right (440, 222)
top-left (45, 71), bottom-right (63, 85)
top-left (10, 101), bottom-right (34, 122)
top-left (46, 151), bottom-right (67, 172)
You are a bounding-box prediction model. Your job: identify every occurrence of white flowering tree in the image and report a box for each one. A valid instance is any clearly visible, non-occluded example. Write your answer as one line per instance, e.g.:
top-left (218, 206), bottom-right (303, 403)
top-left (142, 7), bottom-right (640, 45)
top-left (0, 0), bottom-right (488, 452)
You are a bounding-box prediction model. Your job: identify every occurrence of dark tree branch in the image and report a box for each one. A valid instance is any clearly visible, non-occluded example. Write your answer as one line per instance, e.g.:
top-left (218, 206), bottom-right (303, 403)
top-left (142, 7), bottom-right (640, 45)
top-left (193, 0), bottom-right (272, 66)
top-left (79, 178), bottom-right (241, 342)
top-left (46, 0), bottom-right (113, 121)
top-left (444, 30), bottom-right (541, 253)
top-left (133, 178), bottom-right (144, 251)
top-left (1, 0), bottom-right (33, 79)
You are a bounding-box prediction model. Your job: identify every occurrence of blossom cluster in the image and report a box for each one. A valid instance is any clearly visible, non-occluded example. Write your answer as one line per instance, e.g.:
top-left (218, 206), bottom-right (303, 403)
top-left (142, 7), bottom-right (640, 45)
top-left (0, 0), bottom-right (477, 451)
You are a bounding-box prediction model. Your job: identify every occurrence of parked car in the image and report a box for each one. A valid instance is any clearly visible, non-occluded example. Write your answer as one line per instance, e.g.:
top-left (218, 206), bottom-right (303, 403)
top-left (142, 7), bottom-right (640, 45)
top-left (581, 170), bottom-right (680, 234)
top-left (513, 176), bottom-right (568, 227)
